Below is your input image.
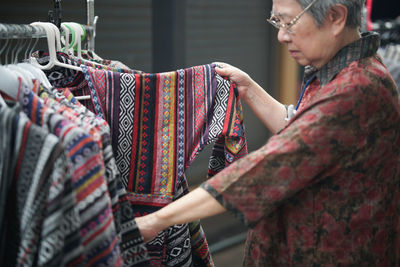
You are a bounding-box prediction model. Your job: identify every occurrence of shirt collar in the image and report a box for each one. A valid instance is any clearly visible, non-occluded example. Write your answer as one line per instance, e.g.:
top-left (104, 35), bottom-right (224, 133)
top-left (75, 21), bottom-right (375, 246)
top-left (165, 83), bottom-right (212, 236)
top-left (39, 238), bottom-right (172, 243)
top-left (304, 31), bottom-right (381, 86)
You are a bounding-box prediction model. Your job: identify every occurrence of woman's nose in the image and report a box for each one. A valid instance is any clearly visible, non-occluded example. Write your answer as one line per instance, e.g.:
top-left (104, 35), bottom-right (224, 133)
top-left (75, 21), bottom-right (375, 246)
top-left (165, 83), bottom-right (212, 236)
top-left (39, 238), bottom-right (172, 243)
top-left (277, 28), bottom-right (291, 43)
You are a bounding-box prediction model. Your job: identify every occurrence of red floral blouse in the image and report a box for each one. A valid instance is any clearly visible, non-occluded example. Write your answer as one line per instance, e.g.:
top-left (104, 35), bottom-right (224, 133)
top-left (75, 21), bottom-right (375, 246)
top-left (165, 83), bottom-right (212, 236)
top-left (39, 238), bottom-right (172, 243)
top-left (202, 32), bottom-right (400, 266)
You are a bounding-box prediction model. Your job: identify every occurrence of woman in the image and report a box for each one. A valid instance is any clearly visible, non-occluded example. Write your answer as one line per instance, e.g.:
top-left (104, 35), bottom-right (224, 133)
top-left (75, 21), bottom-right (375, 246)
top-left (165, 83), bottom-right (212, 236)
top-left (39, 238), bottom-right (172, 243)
top-left (136, 0), bottom-right (400, 265)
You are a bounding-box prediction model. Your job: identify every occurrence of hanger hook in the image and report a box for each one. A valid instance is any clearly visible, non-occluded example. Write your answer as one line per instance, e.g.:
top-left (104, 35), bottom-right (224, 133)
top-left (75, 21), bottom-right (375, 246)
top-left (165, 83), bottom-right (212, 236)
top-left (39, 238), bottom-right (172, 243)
top-left (27, 25), bottom-right (41, 60)
top-left (0, 24), bottom-right (10, 64)
top-left (29, 22), bottom-right (57, 69)
top-left (4, 24), bottom-right (15, 65)
top-left (13, 25), bottom-right (30, 64)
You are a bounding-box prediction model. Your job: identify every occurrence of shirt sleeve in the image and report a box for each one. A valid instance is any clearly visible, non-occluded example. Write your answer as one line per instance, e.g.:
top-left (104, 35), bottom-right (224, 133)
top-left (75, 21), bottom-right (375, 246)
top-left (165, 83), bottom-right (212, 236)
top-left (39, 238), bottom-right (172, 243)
top-left (201, 92), bottom-right (367, 228)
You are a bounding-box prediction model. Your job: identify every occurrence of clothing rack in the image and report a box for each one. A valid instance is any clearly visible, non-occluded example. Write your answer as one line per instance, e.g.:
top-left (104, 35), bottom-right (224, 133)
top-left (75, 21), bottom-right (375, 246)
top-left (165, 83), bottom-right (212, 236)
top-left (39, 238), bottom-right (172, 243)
top-left (0, 0), bottom-right (98, 51)
top-left (0, 24), bottom-right (46, 39)
top-left (373, 18), bottom-right (400, 46)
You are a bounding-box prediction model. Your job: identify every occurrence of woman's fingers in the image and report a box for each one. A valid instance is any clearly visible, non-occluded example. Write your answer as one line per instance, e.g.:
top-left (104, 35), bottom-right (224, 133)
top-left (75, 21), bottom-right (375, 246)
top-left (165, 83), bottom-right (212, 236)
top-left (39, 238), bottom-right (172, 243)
top-left (214, 62), bottom-right (233, 76)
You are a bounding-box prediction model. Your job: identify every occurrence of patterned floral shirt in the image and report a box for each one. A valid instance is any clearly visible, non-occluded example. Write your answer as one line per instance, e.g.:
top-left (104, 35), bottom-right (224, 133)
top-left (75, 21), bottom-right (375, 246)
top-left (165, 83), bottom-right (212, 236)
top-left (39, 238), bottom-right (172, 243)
top-left (202, 32), bottom-right (400, 266)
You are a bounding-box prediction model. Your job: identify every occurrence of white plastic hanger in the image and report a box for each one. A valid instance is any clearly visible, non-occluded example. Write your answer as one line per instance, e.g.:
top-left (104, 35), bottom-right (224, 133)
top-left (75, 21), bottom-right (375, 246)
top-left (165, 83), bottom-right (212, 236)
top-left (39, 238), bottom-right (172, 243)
top-left (0, 65), bottom-right (21, 100)
top-left (29, 22), bottom-right (82, 72)
top-left (17, 62), bottom-right (53, 89)
top-left (6, 64), bottom-right (34, 89)
top-left (38, 22), bottom-right (91, 100)
top-left (61, 23), bottom-right (74, 55)
top-left (47, 22), bottom-right (62, 52)
top-left (1, 38), bottom-right (32, 90)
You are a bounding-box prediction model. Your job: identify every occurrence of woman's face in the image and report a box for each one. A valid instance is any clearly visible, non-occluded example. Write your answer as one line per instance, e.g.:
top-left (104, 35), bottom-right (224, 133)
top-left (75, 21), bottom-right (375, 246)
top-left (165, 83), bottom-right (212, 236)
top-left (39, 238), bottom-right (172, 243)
top-left (272, 0), bottom-right (336, 69)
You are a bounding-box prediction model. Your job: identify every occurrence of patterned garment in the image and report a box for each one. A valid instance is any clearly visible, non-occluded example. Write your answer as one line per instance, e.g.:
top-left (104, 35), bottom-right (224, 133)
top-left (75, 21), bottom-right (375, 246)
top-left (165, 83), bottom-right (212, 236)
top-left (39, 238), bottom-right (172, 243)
top-left (78, 64), bottom-right (248, 266)
top-left (0, 102), bottom-right (71, 267)
top-left (18, 80), bottom-right (123, 266)
top-left (202, 32), bottom-right (400, 266)
top-left (32, 50), bottom-right (140, 90)
top-left (38, 85), bottom-right (150, 266)
top-left (33, 50), bottom-right (142, 115)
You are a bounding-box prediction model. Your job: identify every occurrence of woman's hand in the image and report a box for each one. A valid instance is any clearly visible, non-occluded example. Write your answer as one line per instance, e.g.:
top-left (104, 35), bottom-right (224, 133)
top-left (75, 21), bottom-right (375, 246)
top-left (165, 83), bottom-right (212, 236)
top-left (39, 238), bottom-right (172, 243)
top-left (135, 188), bottom-right (226, 243)
top-left (214, 62), bottom-right (254, 102)
top-left (135, 213), bottom-right (162, 243)
top-left (214, 62), bottom-right (287, 133)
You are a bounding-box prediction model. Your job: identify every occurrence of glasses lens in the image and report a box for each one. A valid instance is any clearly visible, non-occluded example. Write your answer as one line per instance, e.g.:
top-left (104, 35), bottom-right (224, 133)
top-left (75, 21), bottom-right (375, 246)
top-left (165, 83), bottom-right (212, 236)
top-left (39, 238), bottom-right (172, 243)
top-left (267, 16), bottom-right (281, 30)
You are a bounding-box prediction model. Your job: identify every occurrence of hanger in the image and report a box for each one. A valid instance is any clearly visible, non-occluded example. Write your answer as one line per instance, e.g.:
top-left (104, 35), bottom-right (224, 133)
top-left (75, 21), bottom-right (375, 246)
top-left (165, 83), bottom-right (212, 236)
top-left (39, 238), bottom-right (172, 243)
top-left (17, 63), bottom-right (53, 89)
top-left (47, 22), bottom-right (62, 52)
top-left (61, 22), bottom-right (111, 71)
top-left (31, 22), bottom-right (90, 100)
top-left (2, 25), bottom-right (15, 65)
top-left (0, 65), bottom-right (21, 101)
top-left (12, 25), bottom-right (30, 64)
top-left (6, 64), bottom-right (34, 89)
top-left (61, 23), bottom-right (73, 55)
top-left (62, 22), bottom-right (86, 59)
top-left (29, 22), bottom-right (82, 72)
top-left (0, 25), bottom-right (34, 90)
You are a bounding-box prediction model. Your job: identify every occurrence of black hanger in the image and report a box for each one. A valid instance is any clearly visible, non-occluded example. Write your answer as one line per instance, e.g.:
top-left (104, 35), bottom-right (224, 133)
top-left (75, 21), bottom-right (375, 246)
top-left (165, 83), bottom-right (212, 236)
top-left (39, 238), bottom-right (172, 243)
top-left (48, 0), bottom-right (62, 29)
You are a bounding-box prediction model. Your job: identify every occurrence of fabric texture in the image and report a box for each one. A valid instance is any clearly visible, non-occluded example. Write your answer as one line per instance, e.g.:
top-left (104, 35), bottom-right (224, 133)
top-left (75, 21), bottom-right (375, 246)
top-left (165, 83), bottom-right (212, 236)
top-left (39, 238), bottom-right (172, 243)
top-left (77, 63), bottom-right (248, 266)
top-left (18, 80), bottom-right (123, 266)
top-left (0, 101), bottom-right (71, 267)
top-left (202, 32), bottom-right (400, 266)
top-left (38, 85), bottom-right (150, 266)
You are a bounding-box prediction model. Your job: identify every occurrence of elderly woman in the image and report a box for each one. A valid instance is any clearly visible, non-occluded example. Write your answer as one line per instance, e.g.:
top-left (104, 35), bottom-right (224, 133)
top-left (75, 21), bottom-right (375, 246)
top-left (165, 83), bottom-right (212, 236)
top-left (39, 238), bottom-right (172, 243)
top-left (136, 0), bottom-right (400, 265)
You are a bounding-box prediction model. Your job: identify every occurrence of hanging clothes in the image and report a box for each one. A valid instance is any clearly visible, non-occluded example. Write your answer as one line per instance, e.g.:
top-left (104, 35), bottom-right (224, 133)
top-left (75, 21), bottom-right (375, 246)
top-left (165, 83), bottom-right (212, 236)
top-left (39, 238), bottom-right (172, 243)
top-left (0, 102), bottom-right (72, 267)
top-left (0, 73), bottom-right (151, 266)
top-left (73, 63), bottom-right (248, 266)
top-left (37, 84), bottom-right (150, 266)
top-left (1, 21), bottom-right (151, 267)
top-left (29, 49), bottom-right (248, 266)
top-left (18, 79), bottom-right (123, 266)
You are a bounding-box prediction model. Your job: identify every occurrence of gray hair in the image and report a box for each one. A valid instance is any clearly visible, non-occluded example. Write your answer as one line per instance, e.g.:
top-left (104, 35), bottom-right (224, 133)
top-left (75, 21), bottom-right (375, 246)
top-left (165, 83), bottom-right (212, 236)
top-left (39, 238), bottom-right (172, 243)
top-left (297, 0), bottom-right (365, 28)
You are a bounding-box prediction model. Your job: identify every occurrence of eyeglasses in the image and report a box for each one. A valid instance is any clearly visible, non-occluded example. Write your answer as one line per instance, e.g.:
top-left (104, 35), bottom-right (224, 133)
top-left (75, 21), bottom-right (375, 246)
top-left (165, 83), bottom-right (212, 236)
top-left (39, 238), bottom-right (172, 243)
top-left (267, 0), bottom-right (318, 34)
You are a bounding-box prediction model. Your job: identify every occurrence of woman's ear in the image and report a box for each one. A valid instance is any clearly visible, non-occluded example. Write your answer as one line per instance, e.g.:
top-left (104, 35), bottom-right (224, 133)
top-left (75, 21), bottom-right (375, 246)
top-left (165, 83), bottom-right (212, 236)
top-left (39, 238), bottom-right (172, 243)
top-left (327, 4), bottom-right (348, 36)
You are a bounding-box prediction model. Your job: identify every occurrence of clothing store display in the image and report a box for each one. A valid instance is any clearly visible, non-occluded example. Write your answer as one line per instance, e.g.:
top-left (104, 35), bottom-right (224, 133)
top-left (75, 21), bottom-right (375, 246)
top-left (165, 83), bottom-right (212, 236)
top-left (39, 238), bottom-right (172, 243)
top-left (1, 18), bottom-right (153, 267)
top-left (1, 55), bottom-right (248, 266)
top-left (1, 13), bottom-right (250, 266)
top-left (202, 32), bottom-right (400, 266)
top-left (74, 63), bottom-right (248, 266)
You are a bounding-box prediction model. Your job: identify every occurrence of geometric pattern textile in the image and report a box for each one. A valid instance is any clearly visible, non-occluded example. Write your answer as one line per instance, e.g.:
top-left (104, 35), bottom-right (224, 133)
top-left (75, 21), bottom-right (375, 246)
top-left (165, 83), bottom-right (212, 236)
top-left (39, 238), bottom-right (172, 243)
top-left (18, 81), bottom-right (123, 267)
top-left (80, 63), bottom-right (248, 266)
top-left (37, 85), bottom-right (150, 267)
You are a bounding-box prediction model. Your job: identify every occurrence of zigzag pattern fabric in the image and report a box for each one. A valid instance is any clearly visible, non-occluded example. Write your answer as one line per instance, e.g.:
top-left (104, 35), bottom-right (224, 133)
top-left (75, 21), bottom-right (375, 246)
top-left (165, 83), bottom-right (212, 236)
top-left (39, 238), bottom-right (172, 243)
top-left (79, 63), bottom-right (248, 266)
top-left (37, 85), bottom-right (150, 266)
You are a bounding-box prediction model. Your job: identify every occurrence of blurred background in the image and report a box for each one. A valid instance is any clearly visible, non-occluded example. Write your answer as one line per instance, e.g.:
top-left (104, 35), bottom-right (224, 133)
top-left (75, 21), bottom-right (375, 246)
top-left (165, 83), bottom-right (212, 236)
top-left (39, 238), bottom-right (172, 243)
top-left (7, 0), bottom-right (398, 265)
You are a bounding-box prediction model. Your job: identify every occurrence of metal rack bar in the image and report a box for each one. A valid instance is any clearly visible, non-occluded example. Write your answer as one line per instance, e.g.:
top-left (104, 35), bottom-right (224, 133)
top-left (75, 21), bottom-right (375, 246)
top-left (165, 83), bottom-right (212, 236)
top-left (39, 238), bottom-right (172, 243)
top-left (1, 1), bottom-right (98, 51)
top-left (86, 0), bottom-right (98, 51)
top-left (0, 23), bottom-right (46, 39)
